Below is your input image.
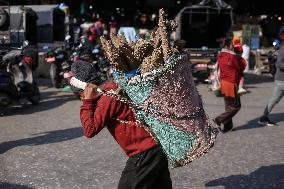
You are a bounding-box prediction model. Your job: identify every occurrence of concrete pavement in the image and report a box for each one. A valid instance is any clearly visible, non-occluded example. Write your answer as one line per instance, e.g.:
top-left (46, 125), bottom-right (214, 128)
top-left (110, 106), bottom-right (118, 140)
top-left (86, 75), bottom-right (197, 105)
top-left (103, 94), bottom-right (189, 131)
top-left (0, 74), bottom-right (283, 189)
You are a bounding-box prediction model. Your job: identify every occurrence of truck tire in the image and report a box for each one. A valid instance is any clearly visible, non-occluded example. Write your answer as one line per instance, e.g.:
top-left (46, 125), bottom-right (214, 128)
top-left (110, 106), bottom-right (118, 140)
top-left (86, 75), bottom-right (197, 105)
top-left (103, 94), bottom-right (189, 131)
top-left (29, 85), bottom-right (40, 105)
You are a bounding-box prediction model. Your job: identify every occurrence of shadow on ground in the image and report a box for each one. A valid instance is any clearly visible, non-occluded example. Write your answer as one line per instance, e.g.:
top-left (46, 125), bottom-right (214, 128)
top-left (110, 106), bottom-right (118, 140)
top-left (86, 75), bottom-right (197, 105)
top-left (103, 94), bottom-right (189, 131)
top-left (205, 164), bottom-right (284, 189)
top-left (36, 78), bottom-right (53, 88)
top-left (0, 90), bottom-right (78, 117)
top-left (0, 127), bottom-right (83, 154)
top-left (244, 73), bottom-right (274, 85)
top-left (0, 182), bottom-right (34, 189)
top-left (235, 112), bottom-right (284, 131)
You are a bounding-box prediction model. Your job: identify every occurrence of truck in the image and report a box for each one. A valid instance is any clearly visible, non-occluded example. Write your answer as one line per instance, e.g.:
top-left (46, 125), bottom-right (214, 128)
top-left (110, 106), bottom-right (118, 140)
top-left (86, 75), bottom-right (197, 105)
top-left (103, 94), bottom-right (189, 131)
top-left (174, 0), bottom-right (233, 82)
top-left (0, 0), bottom-right (38, 67)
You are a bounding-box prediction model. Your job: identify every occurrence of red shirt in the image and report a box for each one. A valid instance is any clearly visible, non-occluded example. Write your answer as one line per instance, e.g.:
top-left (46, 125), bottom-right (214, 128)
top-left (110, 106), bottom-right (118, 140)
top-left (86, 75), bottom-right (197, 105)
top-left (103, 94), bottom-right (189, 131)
top-left (88, 25), bottom-right (97, 42)
top-left (80, 82), bottom-right (157, 157)
top-left (217, 49), bottom-right (246, 84)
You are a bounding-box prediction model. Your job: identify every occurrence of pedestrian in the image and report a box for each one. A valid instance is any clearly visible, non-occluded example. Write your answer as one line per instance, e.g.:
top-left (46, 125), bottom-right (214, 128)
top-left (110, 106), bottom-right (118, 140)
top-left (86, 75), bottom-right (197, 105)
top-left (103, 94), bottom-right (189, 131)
top-left (70, 61), bottom-right (173, 189)
top-left (94, 18), bottom-right (104, 37)
top-left (87, 24), bottom-right (97, 44)
top-left (258, 26), bottom-right (284, 127)
top-left (71, 9), bottom-right (217, 188)
top-left (214, 39), bottom-right (246, 133)
top-left (109, 16), bottom-right (118, 35)
top-left (242, 42), bottom-right (250, 73)
top-left (268, 39), bottom-right (281, 78)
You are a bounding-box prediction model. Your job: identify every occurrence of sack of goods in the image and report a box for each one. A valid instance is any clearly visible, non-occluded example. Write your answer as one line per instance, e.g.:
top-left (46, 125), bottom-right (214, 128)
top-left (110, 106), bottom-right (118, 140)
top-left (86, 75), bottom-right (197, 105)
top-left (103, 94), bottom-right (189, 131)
top-left (100, 9), bottom-right (218, 168)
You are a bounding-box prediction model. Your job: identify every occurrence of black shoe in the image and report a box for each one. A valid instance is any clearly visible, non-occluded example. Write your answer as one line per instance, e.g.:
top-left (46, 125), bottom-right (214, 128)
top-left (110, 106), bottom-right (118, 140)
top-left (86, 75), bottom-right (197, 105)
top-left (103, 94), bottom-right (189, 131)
top-left (222, 121), bottom-right (234, 133)
top-left (258, 117), bottom-right (278, 127)
top-left (212, 119), bottom-right (224, 133)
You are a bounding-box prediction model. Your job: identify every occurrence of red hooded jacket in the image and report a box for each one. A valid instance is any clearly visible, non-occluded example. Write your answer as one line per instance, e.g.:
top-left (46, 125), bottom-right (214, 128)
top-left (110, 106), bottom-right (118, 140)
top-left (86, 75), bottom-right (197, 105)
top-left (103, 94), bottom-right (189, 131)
top-left (217, 49), bottom-right (246, 84)
top-left (80, 82), bottom-right (157, 157)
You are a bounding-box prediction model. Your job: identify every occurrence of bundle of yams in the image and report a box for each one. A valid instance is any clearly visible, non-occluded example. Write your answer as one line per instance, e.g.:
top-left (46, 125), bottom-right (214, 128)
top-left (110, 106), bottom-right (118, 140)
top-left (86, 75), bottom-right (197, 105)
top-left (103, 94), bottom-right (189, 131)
top-left (100, 9), bottom-right (177, 75)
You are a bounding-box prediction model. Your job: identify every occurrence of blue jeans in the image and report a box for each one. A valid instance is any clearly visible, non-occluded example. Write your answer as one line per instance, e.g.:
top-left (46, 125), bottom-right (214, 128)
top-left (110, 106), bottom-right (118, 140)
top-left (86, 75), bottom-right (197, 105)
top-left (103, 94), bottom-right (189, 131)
top-left (263, 80), bottom-right (284, 117)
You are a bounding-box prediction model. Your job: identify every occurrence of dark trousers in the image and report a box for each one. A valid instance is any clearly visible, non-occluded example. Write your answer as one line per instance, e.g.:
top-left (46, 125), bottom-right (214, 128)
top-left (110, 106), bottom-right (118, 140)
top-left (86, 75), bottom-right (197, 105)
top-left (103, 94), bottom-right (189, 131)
top-left (118, 146), bottom-right (172, 189)
top-left (215, 96), bottom-right (241, 132)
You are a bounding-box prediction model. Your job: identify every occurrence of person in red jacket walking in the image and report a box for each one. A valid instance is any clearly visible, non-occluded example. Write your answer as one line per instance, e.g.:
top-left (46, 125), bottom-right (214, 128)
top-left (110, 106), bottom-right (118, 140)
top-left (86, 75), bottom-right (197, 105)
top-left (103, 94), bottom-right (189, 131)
top-left (71, 61), bottom-right (172, 189)
top-left (214, 39), bottom-right (246, 133)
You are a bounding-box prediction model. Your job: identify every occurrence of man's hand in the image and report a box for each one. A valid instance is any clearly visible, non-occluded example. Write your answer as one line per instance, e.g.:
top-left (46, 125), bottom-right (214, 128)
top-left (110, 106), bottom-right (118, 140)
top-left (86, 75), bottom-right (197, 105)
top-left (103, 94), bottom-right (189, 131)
top-left (83, 83), bottom-right (101, 99)
top-left (83, 83), bottom-right (108, 99)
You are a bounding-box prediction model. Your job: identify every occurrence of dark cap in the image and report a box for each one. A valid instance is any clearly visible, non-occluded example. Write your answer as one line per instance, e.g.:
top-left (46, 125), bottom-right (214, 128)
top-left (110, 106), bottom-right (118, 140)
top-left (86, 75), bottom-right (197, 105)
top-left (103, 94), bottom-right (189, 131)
top-left (71, 60), bottom-right (104, 85)
top-left (279, 25), bottom-right (284, 34)
top-left (224, 38), bottom-right (232, 47)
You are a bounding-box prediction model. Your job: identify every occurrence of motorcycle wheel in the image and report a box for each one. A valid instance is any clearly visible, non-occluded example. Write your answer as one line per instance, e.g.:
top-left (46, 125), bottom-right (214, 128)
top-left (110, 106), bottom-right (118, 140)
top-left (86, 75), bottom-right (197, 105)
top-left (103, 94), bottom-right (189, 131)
top-left (50, 64), bottom-right (61, 88)
top-left (29, 85), bottom-right (40, 105)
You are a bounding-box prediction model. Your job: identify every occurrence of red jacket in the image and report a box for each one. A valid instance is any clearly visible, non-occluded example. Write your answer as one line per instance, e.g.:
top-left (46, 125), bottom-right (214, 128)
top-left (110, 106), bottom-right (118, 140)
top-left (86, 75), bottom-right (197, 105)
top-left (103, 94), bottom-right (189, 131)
top-left (80, 82), bottom-right (157, 157)
top-left (217, 49), bottom-right (246, 84)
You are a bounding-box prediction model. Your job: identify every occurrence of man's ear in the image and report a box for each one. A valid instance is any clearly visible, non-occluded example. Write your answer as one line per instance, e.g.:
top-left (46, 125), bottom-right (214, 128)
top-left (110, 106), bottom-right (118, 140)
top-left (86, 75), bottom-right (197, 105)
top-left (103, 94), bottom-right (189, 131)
top-left (80, 91), bottom-right (85, 99)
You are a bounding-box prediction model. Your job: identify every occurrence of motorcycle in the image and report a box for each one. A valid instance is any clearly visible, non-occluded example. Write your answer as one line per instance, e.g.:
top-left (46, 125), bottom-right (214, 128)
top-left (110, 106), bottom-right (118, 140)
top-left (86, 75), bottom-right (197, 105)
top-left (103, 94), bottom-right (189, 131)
top-left (0, 41), bottom-right (40, 111)
top-left (45, 35), bottom-right (72, 88)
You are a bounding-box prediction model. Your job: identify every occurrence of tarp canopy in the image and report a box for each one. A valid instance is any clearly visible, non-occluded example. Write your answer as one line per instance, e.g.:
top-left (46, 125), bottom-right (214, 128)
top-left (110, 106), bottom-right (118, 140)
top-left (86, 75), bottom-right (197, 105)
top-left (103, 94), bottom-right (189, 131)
top-left (196, 0), bottom-right (232, 9)
top-left (10, 5), bottom-right (58, 26)
top-left (0, 6), bottom-right (38, 45)
top-left (174, 0), bottom-right (233, 48)
top-left (9, 6), bottom-right (38, 30)
top-left (145, 0), bottom-right (176, 7)
top-left (10, 5), bottom-right (65, 43)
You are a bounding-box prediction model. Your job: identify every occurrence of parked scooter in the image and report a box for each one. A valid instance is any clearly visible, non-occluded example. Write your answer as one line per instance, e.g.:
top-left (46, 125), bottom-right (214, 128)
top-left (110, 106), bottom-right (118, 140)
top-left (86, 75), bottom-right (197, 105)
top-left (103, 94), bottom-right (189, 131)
top-left (45, 35), bottom-right (72, 88)
top-left (0, 41), bottom-right (40, 111)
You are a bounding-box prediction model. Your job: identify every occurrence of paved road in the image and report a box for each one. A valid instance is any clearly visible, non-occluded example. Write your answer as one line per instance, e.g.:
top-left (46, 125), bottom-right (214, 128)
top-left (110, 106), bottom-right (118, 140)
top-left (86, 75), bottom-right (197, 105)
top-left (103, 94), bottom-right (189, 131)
top-left (1, 74), bottom-right (283, 189)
